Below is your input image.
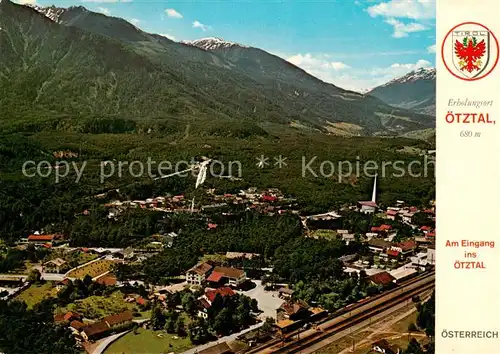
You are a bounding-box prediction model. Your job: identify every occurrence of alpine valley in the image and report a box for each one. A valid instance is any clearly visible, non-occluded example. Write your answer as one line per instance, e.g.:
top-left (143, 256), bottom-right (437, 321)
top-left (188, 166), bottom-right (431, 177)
top-left (1, 1), bottom-right (434, 136)
top-left (367, 68), bottom-right (436, 116)
top-left (0, 1), bottom-right (435, 240)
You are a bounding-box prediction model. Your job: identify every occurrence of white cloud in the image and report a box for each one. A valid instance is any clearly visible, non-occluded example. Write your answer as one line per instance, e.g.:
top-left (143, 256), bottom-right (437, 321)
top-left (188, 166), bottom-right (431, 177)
top-left (165, 8), bottom-right (183, 19)
top-left (385, 17), bottom-right (428, 38)
top-left (330, 62), bottom-right (351, 70)
top-left (367, 0), bottom-right (436, 20)
top-left (370, 59), bottom-right (432, 76)
top-left (130, 18), bottom-right (140, 26)
top-left (192, 20), bottom-right (211, 32)
top-left (427, 44), bottom-right (436, 53)
top-left (287, 53), bottom-right (350, 72)
top-left (285, 53), bottom-right (368, 90)
top-left (354, 59), bottom-right (432, 91)
top-left (159, 33), bottom-right (176, 41)
top-left (97, 7), bottom-right (111, 15)
top-left (16, 0), bottom-right (37, 4)
top-left (367, 0), bottom-right (434, 39)
top-left (280, 52), bottom-right (433, 92)
top-left (390, 59), bottom-right (431, 70)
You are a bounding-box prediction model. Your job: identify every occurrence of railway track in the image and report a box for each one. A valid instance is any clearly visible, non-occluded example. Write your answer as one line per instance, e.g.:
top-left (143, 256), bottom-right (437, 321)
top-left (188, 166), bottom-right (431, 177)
top-left (247, 272), bottom-right (435, 354)
top-left (274, 280), bottom-right (434, 353)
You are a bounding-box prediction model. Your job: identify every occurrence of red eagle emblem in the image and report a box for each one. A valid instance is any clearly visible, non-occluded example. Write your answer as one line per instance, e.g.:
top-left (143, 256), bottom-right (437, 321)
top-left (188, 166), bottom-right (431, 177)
top-left (454, 36), bottom-right (486, 73)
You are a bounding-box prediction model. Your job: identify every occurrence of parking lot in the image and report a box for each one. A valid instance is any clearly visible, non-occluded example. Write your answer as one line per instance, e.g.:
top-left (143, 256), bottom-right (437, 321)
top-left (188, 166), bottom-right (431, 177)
top-left (237, 280), bottom-right (285, 319)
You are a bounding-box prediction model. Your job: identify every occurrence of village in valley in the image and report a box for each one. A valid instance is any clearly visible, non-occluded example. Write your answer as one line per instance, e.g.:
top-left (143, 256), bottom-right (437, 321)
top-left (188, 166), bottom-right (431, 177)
top-left (0, 0), bottom-right (440, 352)
top-left (0, 176), bottom-right (436, 354)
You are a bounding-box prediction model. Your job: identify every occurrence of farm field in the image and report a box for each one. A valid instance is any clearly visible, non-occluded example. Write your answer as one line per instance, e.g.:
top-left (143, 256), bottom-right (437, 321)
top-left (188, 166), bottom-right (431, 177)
top-left (15, 282), bottom-right (57, 309)
top-left (48, 250), bottom-right (98, 268)
top-left (55, 291), bottom-right (149, 320)
top-left (104, 327), bottom-right (193, 354)
top-left (66, 259), bottom-right (118, 279)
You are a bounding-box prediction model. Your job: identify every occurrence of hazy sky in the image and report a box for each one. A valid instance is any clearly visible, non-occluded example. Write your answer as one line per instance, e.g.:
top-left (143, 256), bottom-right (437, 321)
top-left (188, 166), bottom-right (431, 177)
top-left (21, 0), bottom-right (436, 91)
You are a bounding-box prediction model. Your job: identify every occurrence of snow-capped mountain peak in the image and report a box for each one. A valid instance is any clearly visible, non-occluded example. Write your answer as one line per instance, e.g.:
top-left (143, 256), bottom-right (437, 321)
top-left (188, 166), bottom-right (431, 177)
top-left (28, 4), bottom-right (87, 23)
top-left (182, 37), bottom-right (248, 51)
top-left (382, 67), bottom-right (436, 87)
top-left (28, 4), bottom-right (68, 23)
top-left (368, 67), bottom-right (436, 116)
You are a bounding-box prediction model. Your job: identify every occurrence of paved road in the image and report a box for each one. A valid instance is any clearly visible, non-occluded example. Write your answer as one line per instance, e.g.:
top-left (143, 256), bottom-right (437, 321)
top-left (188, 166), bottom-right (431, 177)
top-left (91, 330), bottom-right (131, 354)
top-left (181, 322), bottom-right (264, 354)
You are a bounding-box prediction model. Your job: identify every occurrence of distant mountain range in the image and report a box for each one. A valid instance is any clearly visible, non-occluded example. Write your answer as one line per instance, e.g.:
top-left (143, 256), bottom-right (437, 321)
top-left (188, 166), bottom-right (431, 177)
top-left (0, 0), bottom-right (435, 137)
top-left (367, 68), bottom-right (436, 116)
top-left (182, 37), bottom-right (249, 51)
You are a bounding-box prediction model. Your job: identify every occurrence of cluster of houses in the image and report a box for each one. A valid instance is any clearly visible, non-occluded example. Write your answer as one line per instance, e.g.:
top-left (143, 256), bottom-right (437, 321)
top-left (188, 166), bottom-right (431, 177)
top-left (99, 187), bottom-right (300, 219)
top-left (368, 239), bottom-right (418, 261)
top-left (303, 177), bottom-right (436, 283)
top-left (340, 233), bottom-right (435, 286)
top-left (385, 205), bottom-right (436, 236)
top-left (184, 261), bottom-right (254, 320)
top-left (306, 198), bottom-right (436, 283)
top-left (54, 310), bottom-right (134, 342)
top-left (103, 195), bottom-right (192, 218)
top-left (304, 192), bottom-right (435, 244)
top-left (317, 185), bottom-right (438, 290)
top-left (206, 188), bottom-right (299, 216)
top-left (341, 237), bottom-right (434, 287)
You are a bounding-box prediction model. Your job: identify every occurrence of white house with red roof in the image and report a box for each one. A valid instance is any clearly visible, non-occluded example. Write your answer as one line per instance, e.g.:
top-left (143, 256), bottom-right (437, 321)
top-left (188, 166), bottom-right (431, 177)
top-left (371, 224), bottom-right (392, 233)
top-left (27, 233), bottom-right (63, 245)
top-left (386, 249), bottom-right (401, 259)
top-left (198, 287), bottom-right (236, 318)
top-left (390, 240), bottom-right (417, 257)
top-left (206, 266), bottom-right (246, 287)
top-left (401, 212), bottom-right (415, 224)
top-left (386, 209), bottom-right (398, 220)
top-left (186, 262), bottom-right (213, 285)
top-left (420, 225), bottom-right (432, 233)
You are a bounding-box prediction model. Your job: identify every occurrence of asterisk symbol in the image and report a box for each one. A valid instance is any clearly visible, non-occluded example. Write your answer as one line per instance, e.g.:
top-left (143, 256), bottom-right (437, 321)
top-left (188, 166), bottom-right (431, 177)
top-left (274, 155), bottom-right (287, 168)
top-left (256, 155), bottom-right (269, 168)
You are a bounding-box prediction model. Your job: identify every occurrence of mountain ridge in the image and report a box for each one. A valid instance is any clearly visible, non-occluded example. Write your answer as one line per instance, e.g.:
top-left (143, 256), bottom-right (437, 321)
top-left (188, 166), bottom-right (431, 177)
top-left (1, 0), bottom-right (435, 136)
top-left (367, 68), bottom-right (436, 116)
top-left (379, 67), bottom-right (436, 87)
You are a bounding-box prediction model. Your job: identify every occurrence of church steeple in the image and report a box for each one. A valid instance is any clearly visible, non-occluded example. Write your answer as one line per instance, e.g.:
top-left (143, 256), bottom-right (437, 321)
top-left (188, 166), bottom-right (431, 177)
top-left (371, 174), bottom-right (377, 203)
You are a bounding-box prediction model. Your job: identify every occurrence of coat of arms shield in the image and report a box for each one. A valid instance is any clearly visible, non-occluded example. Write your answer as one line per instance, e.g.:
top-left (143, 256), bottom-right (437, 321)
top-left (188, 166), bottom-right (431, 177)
top-left (451, 30), bottom-right (490, 79)
top-left (442, 22), bottom-right (499, 81)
